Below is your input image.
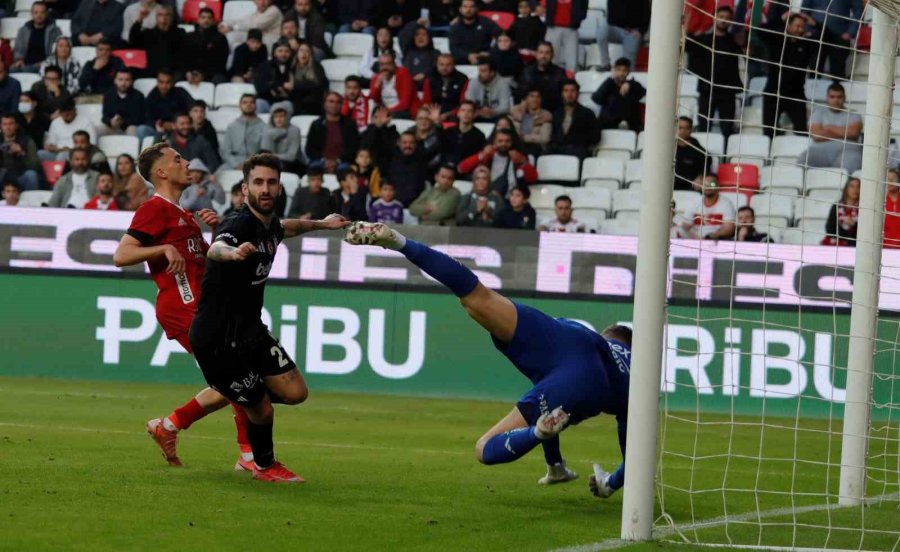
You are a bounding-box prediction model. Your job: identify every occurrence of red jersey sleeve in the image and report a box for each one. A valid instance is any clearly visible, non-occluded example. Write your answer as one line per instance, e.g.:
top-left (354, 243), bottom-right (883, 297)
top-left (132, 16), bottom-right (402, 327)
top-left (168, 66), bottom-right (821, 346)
top-left (126, 199), bottom-right (164, 246)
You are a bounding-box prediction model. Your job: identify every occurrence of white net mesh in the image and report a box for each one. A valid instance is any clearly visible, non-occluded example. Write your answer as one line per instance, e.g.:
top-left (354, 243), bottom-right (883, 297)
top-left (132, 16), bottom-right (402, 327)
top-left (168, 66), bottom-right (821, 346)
top-left (656, 1), bottom-right (900, 549)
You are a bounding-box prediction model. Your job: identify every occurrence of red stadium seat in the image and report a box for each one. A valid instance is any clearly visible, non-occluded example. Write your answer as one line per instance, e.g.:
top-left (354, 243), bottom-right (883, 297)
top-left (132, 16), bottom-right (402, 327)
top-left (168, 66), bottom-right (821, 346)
top-left (182, 0), bottom-right (222, 23)
top-left (42, 160), bottom-right (65, 186)
top-left (717, 163), bottom-right (759, 199)
top-left (112, 49), bottom-right (147, 70)
top-left (481, 11), bottom-right (515, 31)
top-left (636, 46), bottom-right (649, 72)
top-left (856, 25), bottom-right (872, 51)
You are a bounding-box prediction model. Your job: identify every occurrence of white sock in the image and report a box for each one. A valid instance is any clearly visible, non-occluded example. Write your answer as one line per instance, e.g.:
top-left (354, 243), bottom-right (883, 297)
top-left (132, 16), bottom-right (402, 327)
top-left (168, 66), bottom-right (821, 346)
top-left (241, 452), bottom-right (254, 462)
top-left (162, 417), bottom-right (179, 432)
top-left (386, 230), bottom-right (407, 251)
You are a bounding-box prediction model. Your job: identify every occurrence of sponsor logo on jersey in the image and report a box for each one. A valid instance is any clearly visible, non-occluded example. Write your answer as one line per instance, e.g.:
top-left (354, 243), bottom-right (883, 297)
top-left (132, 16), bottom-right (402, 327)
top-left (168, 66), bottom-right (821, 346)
top-left (608, 341), bottom-right (631, 375)
top-left (230, 381), bottom-right (242, 392)
top-left (175, 272), bottom-right (194, 304)
top-left (217, 232), bottom-right (238, 245)
top-left (186, 238), bottom-right (202, 254)
top-left (242, 372), bottom-right (260, 389)
top-left (252, 260), bottom-right (273, 285)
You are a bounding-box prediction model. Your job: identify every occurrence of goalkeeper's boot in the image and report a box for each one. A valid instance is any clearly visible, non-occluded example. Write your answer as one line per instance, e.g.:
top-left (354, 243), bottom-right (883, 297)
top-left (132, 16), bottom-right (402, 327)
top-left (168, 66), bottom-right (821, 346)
top-left (535, 406), bottom-right (570, 440)
top-left (589, 463), bottom-right (615, 499)
top-left (344, 222), bottom-right (403, 249)
top-left (538, 461), bottom-right (579, 485)
top-left (252, 461), bottom-right (305, 484)
top-left (146, 418), bottom-right (181, 467)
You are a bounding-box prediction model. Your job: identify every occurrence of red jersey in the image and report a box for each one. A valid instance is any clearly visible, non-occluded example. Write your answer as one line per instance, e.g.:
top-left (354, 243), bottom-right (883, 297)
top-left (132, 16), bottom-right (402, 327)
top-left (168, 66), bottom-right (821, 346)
top-left (125, 195), bottom-right (209, 338)
top-left (884, 193), bottom-right (900, 249)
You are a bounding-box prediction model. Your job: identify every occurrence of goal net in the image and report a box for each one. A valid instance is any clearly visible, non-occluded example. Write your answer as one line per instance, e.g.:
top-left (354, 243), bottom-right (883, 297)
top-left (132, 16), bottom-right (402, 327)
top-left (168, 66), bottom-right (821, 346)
top-left (655, 1), bottom-right (900, 549)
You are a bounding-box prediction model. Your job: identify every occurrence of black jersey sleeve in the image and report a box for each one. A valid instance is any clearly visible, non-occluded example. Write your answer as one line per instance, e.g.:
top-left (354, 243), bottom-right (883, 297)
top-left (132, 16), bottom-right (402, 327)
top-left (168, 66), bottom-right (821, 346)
top-left (213, 212), bottom-right (254, 247)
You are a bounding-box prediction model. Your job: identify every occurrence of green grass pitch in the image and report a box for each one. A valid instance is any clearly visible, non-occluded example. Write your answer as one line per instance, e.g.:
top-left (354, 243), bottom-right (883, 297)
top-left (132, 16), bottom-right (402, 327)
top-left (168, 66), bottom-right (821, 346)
top-left (0, 377), bottom-right (897, 551)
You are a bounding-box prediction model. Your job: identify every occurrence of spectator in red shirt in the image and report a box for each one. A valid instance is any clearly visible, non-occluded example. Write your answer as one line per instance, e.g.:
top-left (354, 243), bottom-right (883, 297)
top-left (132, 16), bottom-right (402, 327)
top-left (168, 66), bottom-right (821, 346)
top-left (369, 51), bottom-right (416, 118)
top-left (84, 173), bottom-right (120, 210)
top-left (458, 128), bottom-right (537, 195)
top-left (884, 169), bottom-right (900, 249)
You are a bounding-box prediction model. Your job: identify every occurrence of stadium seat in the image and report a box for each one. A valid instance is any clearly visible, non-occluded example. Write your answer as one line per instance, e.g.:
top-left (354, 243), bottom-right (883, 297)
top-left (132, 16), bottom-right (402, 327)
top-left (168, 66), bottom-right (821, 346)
top-left (0, 17), bottom-right (28, 40)
top-left (726, 134), bottom-right (770, 168)
top-left (738, 104), bottom-right (764, 135)
top-left (480, 11), bottom-right (514, 30)
top-left (781, 226), bottom-right (825, 245)
top-left (536, 154), bottom-right (580, 185)
top-left (574, 70), bottom-right (606, 94)
top-left (214, 83), bottom-right (256, 108)
top-left (581, 157), bottom-right (623, 191)
top-left (281, 171), bottom-right (300, 199)
top-left (391, 118), bottom-right (414, 134)
top-left (321, 59), bottom-right (359, 93)
top-left (141, 136), bottom-right (156, 151)
top-left (805, 167), bottom-right (849, 195)
top-left (576, 215), bottom-right (601, 232)
top-left (182, 0), bottom-right (222, 23)
top-left (56, 18), bottom-right (70, 36)
top-left (691, 132), bottom-right (725, 158)
top-left (794, 197), bottom-right (833, 225)
top-left (612, 188), bottom-right (641, 217)
top-left (598, 129), bottom-right (637, 155)
top-left (206, 107), bottom-right (240, 132)
top-left (218, 169), bottom-right (244, 187)
top-left (749, 193), bottom-right (794, 227)
top-left (771, 135), bottom-right (809, 162)
top-left (594, 149), bottom-right (632, 162)
top-left (679, 74), bottom-right (699, 98)
top-left (456, 65), bottom-right (478, 80)
top-left (10, 72), bottom-right (39, 91)
top-left (807, 188), bottom-right (841, 202)
top-left (99, 135), bottom-right (140, 159)
top-left (856, 24), bottom-right (872, 51)
top-left (222, 0), bottom-right (254, 21)
top-left (474, 122), bottom-right (495, 137)
top-left (601, 216), bottom-right (640, 236)
top-left (578, 11), bottom-right (600, 42)
top-left (717, 163), bottom-right (759, 194)
top-left (454, 180), bottom-right (473, 195)
top-left (42, 160), bottom-right (65, 185)
top-left (71, 46), bottom-right (96, 66)
top-left (14, 0), bottom-right (35, 16)
top-left (568, 187), bottom-right (611, 216)
top-left (112, 50), bottom-right (148, 69)
top-left (672, 190), bottom-right (700, 213)
top-left (77, 103), bottom-right (102, 123)
top-left (18, 190), bottom-right (52, 206)
top-left (530, 184), bottom-right (568, 210)
top-left (176, 81), bottom-right (215, 105)
top-left (332, 33), bottom-right (373, 59)
top-left (759, 164), bottom-right (804, 196)
top-left (322, 174), bottom-right (339, 192)
top-left (624, 159), bottom-right (643, 188)
top-left (290, 114), bottom-right (318, 136)
top-left (133, 78), bottom-right (157, 96)
top-left (433, 37), bottom-right (450, 55)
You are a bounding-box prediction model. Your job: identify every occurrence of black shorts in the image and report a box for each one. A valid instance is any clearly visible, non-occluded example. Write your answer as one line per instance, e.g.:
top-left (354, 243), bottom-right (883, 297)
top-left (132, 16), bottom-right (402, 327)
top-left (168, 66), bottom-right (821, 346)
top-left (193, 333), bottom-right (296, 406)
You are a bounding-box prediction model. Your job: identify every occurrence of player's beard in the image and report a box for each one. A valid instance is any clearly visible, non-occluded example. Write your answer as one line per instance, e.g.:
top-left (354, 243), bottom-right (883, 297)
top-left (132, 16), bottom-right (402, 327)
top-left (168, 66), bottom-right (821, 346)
top-left (247, 190), bottom-right (275, 215)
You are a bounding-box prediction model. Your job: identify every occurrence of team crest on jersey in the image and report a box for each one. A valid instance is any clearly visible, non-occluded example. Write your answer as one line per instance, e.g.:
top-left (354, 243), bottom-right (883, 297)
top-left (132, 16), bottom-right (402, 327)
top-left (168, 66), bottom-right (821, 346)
top-left (178, 218), bottom-right (187, 226)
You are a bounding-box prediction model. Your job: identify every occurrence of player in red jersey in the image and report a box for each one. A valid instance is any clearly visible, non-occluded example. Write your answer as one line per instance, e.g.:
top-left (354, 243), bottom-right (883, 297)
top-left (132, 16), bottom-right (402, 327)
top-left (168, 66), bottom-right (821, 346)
top-left (113, 142), bottom-right (253, 470)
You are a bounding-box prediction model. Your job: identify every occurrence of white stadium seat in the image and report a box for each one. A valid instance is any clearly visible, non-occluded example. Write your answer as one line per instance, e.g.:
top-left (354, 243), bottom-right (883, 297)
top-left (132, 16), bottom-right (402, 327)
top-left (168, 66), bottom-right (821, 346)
top-left (672, 190), bottom-right (701, 213)
top-left (140, 136), bottom-right (156, 152)
top-left (726, 133), bottom-right (770, 168)
top-left (134, 78), bottom-right (157, 97)
top-left (218, 169), bottom-right (244, 187)
top-left (207, 108), bottom-right (240, 132)
top-left (71, 46), bottom-right (96, 66)
top-left (332, 33), bottom-right (373, 58)
top-left (781, 227), bottom-right (826, 245)
top-left (612, 188), bottom-right (642, 217)
top-left (77, 103), bottom-right (102, 123)
top-left (56, 18), bottom-right (70, 35)
top-left (392, 118), bottom-right (415, 133)
top-left (322, 59), bottom-right (359, 93)
top-left (568, 187), bottom-right (612, 216)
top-left (474, 122), bottom-right (495, 137)
top-left (10, 72), bottom-right (39, 91)
top-left (598, 129), bottom-right (637, 155)
top-left (805, 167), bottom-right (849, 194)
top-left (759, 164), bottom-right (804, 195)
top-left (624, 159), bottom-right (643, 187)
top-left (18, 190), bottom-right (52, 206)
top-left (581, 157), bottom-right (623, 191)
top-left (98, 135), bottom-right (140, 159)
top-left (595, 149), bottom-right (632, 162)
top-left (222, 0), bottom-right (255, 22)
top-left (214, 83), bottom-right (256, 108)
top-left (690, 132), bottom-right (725, 157)
top-left (0, 17), bottom-right (28, 40)
top-left (536, 154), bottom-right (580, 184)
top-left (281, 172), bottom-right (301, 200)
top-left (770, 135), bottom-right (809, 161)
top-left (530, 184), bottom-right (568, 210)
top-left (433, 37), bottom-right (450, 54)
top-left (177, 81), bottom-right (215, 105)
top-left (454, 180), bottom-right (473, 195)
top-left (601, 216), bottom-right (640, 236)
top-left (794, 197), bottom-right (834, 223)
top-left (749, 193), bottom-right (794, 227)
top-left (574, 70), bottom-right (607, 95)
top-left (456, 65), bottom-right (478, 80)
top-left (15, 0), bottom-right (36, 15)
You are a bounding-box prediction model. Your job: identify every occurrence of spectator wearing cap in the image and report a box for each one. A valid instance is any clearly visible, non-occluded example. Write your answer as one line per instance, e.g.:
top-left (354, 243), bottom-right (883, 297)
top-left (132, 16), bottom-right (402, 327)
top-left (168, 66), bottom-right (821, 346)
top-left (0, 62), bottom-right (21, 117)
top-left (370, 51), bottom-right (416, 118)
top-left (40, 37), bottom-right (81, 95)
top-left (184, 7), bottom-right (229, 83)
top-left (592, 57), bottom-right (646, 131)
top-left (41, 98), bottom-right (96, 161)
top-left (306, 91), bottom-right (360, 173)
top-left (465, 57), bottom-right (512, 122)
top-left (440, 100), bottom-right (485, 166)
top-left (409, 163), bottom-right (461, 226)
top-left (493, 184), bottom-right (536, 230)
top-left (509, 87), bottom-right (552, 158)
top-left (180, 158), bottom-right (225, 211)
top-left (544, 0), bottom-right (588, 73)
top-left (101, 69), bottom-right (155, 142)
top-left (458, 128), bottom-right (537, 195)
top-left (84, 172), bottom-right (120, 210)
top-left (368, 181), bottom-right (404, 223)
top-left (342, 76), bottom-right (370, 132)
top-left (552, 80), bottom-right (599, 159)
top-left (288, 160), bottom-right (332, 219)
top-left (72, 0), bottom-right (126, 49)
top-left (31, 65), bottom-right (72, 118)
top-left (288, 43), bottom-right (328, 116)
top-left (284, 0), bottom-right (330, 61)
top-left (539, 194), bottom-right (587, 232)
top-left (146, 70), bottom-right (194, 135)
top-left (189, 100), bottom-right (218, 152)
top-left (47, 148), bottom-right (100, 208)
top-left (735, 206), bottom-right (772, 243)
top-left (0, 114), bottom-right (40, 191)
top-left (0, 180), bottom-right (21, 206)
top-left (220, 94), bottom-right (265, 171)
top-left (220, 0), bottom-right (283, 51)
top-left (12, 2), bottom-right (62, 74)
top-left (449, 0), bottom-right (501, 65)
top-left (16, 92), bottom-right (49, 150)
top-left (331, 164), bottom-right (368, 220)
top-left (456, 165), bottom-right (505, 227)
top-left (360, 105), bottom-right (400, 174)
top-left (230, 29), bottom-right (269, 83)
top-left (516, 41), bottom-right (567, 113)
top-left (388, 131), bottom-right (429, 206)
top-left (129, 5), bottom-right (186, 79)
top-left (164, 112), bottom-right (221, 173)
top-left (255, 41), bottom-right (294, 112)
top-left (682, 175), bottom-right (736, 240)
top-left (78, 39), bottom-right (125, 96)
top-left (261, 101), bottom-right (302, 174)
top-left (421, 54), bottom-right (469, 121)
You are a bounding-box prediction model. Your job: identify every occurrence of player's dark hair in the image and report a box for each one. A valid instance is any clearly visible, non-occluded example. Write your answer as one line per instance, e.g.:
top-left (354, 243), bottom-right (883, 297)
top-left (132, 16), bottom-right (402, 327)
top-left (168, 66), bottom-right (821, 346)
top-left (156, 69), bottom-right (174, 80)
top-left (242, 152), bottom-right (282, 182)
top-left (787, 13), bottom-right (805, 26)
top-left (138, 141), bottom-right (171, 182)
top-left (459, 99), bottom-right (477, 110)
top-left (380, 180), bottom-right (394, 188)
top-left (602, 325), bottom-right (633, 347)
top-left (0, 114), bottom-right (16, 124)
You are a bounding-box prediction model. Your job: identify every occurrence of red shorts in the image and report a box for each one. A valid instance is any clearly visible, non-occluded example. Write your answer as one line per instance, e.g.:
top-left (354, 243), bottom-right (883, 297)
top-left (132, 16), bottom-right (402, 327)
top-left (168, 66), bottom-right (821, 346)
top-left (172, 333), bottom-right (194, 355)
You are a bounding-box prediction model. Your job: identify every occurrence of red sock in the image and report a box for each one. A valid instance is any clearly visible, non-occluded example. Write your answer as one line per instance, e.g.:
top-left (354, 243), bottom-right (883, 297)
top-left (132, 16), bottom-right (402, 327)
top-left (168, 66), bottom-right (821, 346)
top-left (169, 398), bottom-right (207, 431)
top-left (232, 403), bottom-right (252, 454)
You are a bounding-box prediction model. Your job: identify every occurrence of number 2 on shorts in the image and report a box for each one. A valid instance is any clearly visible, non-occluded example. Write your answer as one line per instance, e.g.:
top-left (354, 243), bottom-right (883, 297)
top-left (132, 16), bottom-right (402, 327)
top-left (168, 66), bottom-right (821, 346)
top-left (270, 345), bottom-right (289, 368)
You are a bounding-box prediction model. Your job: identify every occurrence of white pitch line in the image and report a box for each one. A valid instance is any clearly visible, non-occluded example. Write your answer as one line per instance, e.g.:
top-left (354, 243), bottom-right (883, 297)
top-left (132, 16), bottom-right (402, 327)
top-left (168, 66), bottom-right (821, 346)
top-left (0, 388), bottom-right (151, 400)
top-left (551, 492), bottom-right (900, 552)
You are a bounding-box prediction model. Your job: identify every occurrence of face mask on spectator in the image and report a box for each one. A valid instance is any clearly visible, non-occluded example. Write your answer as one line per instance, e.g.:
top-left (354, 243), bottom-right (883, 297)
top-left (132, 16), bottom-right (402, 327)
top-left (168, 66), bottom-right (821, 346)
top-left (18, 102), bottom-right (33, 114)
